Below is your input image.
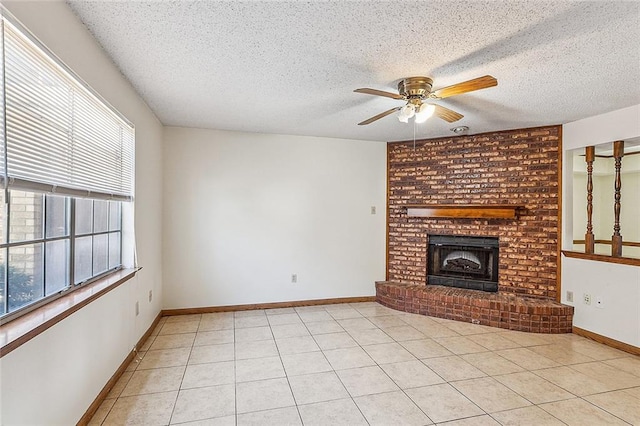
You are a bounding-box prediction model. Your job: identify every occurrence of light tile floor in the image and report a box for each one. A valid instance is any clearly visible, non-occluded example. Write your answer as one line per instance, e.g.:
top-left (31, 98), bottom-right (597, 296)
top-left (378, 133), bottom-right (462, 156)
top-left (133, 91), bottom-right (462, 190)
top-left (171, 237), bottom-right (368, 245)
top-left (90, 302), bottom-right (640, 425)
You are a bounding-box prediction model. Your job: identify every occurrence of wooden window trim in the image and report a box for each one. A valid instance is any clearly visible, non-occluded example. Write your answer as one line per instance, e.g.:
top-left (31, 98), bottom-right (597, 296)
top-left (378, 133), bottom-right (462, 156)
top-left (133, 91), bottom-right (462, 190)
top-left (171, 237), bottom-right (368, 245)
top-left (0, 268), bottom-right (139, 358)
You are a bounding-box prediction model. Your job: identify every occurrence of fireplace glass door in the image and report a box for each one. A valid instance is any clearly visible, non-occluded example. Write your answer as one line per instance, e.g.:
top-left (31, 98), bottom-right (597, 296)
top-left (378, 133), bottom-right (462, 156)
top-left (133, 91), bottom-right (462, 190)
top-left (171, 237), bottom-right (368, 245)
top-left (428, 235), bottom-right (499, 292)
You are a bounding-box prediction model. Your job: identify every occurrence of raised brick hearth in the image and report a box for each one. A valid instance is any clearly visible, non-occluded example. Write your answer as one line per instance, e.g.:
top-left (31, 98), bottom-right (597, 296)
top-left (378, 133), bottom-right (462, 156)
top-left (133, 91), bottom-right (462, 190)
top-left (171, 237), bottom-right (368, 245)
top-left (377, 281), bottom-right (573, 333)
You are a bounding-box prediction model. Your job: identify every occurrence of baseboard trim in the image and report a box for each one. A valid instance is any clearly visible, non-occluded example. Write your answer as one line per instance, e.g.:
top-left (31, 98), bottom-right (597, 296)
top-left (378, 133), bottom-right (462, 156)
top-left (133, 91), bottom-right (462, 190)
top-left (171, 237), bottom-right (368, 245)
top-left (162, 296), bottom-right (377, 316)
top-left (77, 311), bottom-right (163, 426)
top-left (572, 326), bottom-right (640, 356)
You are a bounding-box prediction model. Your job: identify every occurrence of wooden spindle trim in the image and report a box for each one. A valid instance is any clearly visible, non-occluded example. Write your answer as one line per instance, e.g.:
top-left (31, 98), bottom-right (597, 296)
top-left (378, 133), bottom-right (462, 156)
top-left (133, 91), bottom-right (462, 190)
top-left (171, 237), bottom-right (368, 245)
top-left (612, 140), bottom-right (624, 257)
top-left (585, 146), bottom-right (595, 254)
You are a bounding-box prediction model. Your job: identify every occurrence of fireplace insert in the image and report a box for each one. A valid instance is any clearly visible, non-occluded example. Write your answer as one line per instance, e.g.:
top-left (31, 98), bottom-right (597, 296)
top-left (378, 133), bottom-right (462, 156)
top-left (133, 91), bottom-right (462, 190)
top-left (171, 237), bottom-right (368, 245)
top-left (427, 235), bottom-right (499, 292)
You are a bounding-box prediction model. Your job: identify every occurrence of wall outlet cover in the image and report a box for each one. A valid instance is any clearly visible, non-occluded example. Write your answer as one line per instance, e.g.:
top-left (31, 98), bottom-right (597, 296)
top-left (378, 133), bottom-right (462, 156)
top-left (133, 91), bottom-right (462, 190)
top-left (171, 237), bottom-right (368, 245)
top-left (566, 291), bottom-right (574, 303)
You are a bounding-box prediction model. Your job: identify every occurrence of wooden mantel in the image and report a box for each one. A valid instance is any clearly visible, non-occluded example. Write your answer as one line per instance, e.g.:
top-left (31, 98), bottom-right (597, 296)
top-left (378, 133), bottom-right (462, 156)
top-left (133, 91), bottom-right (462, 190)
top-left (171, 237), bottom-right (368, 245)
top-left (403, 204), bottom-right (524, 219)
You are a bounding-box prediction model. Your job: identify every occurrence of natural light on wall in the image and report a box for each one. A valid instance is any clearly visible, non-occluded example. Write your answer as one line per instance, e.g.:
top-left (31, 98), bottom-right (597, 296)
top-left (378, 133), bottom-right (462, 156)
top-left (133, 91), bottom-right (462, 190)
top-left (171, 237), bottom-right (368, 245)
top-left (0, 9), bottom-right (135, 321)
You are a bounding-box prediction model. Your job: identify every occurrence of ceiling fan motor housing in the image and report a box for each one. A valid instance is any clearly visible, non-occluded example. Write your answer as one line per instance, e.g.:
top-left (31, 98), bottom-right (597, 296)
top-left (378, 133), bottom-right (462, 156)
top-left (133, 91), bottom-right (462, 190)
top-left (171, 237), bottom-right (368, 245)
top-left (398, 77), bottom-right (433, 99)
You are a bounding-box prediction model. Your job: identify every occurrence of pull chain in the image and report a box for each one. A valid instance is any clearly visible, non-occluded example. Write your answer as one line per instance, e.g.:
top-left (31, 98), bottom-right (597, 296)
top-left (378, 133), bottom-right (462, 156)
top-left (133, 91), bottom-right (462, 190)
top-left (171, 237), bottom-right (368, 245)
top-left (413, 119), bottom-right (416, 151)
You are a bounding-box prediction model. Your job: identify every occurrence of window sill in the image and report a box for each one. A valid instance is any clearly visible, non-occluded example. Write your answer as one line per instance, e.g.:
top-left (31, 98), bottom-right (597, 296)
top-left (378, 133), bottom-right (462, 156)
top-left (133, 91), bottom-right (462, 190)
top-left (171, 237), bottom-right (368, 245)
top-left (562, 250), bottom-right (640, 267)
top-left (0, 268), bottom-right (140, 358)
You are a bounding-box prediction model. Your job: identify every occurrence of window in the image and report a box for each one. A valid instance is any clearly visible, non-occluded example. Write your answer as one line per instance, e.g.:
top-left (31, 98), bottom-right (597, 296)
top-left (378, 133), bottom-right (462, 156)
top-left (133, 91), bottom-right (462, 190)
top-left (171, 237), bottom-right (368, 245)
top-left (0, 191), bottom-right (122, 316)
top-left (0, 10), bottom-right (134, 320)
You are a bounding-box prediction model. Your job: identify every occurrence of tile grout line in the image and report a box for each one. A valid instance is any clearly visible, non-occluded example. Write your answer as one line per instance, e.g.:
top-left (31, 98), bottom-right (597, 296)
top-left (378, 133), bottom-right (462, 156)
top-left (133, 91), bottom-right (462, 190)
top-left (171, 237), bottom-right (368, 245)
top-left (346, 310), bottom-right (451, 425)
top-left (345, 308), bottom-right (544, 425)
top-left (167, 314), bottom-right (201, 425)
top-left (99, 318), bottom-right (165, 425)
top-left (329, 307), bottom-right (442, 424)
top-left (88, 305), bottom-right (638, 425)
top-left (276, 309), bottom-right (307, 425)
top-left (299, 305), bottom-right (373, 425)
top-left (575, 395), bottom-right (634, 425)
top-left (233, 313), bottom-right (238, 426)
top-left (310, 305), bottom-right (373, 425)
top-left (456, 337), bottom-right (634, 425)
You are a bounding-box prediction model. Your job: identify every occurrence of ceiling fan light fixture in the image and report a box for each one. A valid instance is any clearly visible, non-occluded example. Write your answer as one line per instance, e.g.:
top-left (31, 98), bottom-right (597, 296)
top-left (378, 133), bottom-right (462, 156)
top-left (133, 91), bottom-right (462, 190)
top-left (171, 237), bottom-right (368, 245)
top-left (354, 74), bottom-right (496, 126)
top-left (414, 103), bottom-right (436, 123)
top-left (398, 103), bottom-right (415, 122)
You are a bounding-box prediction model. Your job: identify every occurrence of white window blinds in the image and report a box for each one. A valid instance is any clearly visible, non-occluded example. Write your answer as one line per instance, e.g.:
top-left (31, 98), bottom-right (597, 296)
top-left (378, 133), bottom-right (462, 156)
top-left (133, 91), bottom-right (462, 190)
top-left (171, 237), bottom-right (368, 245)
top-left (1, 14), bottom-right (134, 201)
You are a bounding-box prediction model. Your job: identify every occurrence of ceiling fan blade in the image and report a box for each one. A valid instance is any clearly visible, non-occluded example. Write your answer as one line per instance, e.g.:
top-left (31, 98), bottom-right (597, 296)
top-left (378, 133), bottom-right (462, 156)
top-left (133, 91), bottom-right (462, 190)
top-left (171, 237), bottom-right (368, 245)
top-left (358, 107), bottom-right (401, 125)
top-left (433, 104), bottom-right (464, 123)
top-left (431, 75), bottom-right (497, 99)
top-left (354, 88), bottom-right (404, 100)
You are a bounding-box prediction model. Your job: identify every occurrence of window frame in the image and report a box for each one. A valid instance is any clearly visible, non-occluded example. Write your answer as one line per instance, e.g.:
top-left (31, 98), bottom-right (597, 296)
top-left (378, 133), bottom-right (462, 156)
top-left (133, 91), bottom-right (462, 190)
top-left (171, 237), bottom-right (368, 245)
top-left (0, 191), bottom-right (124, 324)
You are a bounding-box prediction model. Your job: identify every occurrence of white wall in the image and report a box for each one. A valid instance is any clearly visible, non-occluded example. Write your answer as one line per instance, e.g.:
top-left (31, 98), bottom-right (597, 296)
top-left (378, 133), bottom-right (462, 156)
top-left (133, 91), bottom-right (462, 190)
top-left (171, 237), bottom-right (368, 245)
top-left (563, 257), bottom-right (639, 345)
top-left (163, 127), bottom-right (386, 309)
top-left (562, 104), bottom-right (640, 347)
top-left (0, 2), bottom-right (164, 424)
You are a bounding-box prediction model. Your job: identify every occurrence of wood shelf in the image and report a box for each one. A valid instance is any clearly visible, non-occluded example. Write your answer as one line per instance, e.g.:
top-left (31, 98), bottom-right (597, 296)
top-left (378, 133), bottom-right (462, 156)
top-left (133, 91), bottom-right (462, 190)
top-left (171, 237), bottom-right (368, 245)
top-left (402, 204), bottom-right (524, 219)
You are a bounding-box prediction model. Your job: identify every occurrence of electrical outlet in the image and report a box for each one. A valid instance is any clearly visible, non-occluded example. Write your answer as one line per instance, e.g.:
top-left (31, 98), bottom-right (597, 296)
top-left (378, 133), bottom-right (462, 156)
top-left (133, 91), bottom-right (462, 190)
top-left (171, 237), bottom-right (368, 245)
top-left (595, 296), bottom-right (603, 308)
top-left (291, 274), bottom-right (297, 283)
top-left (583, 293), bottom-right (591, 305)
top-left (566, 291), bottom-right (574, 303)
top-left (149, 290), bottom-right (153, 302)
top-left (370, 206), bottom-right (376, 215)
top-left (135, 301), bottom-right (140, 316)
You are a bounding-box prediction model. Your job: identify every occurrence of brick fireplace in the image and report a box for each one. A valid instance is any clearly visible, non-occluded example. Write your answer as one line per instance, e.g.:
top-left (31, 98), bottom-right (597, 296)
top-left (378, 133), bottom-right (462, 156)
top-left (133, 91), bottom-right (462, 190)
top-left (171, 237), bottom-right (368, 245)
top-left (378, 125), bottom-right (574, 333)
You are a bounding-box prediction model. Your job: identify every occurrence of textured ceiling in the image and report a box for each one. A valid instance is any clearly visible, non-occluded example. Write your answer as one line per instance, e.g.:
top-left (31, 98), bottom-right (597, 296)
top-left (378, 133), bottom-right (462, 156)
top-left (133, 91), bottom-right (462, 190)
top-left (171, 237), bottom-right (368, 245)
top-left (66, 1), bottom-right (640, 142)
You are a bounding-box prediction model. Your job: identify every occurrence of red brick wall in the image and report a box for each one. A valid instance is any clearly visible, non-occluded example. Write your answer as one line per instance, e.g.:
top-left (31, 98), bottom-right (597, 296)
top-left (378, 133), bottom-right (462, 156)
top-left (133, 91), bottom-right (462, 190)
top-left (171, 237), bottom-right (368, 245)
top-left (387, 126), bottom-right (561, 300)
